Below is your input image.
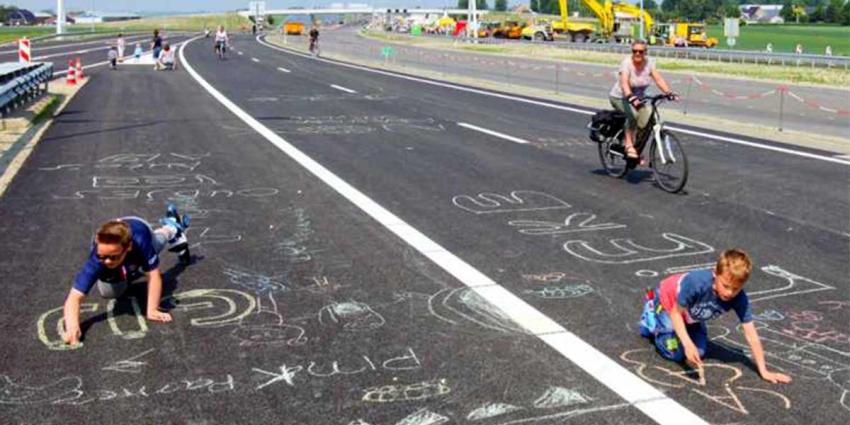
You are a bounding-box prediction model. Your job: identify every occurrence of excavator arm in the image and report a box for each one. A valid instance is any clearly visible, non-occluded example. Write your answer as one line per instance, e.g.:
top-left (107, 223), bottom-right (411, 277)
top-left (611, 2), bottom-right (653, 37)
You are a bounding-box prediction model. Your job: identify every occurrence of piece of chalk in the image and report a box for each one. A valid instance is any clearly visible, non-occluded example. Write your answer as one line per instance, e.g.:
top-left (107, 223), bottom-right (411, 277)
top-left (697, 364), bottom-right (706, 386)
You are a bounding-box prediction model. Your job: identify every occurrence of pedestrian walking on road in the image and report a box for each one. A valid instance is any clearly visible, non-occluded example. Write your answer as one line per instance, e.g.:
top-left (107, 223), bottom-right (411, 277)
top-left (108, 45), bottom-right (118, 69)
top-left (638, 249), bottom-right (792, 384)
top-left (116, 33), bottom-right (126, 62)
top-left (61, 206), bottom-right (191, 347)
top-left (151, 29), bottom-right (163, 60)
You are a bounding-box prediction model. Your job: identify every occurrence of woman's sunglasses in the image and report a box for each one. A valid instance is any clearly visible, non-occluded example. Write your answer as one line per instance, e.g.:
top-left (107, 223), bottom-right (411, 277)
top-left (632, 49), bottom-right (646, 55)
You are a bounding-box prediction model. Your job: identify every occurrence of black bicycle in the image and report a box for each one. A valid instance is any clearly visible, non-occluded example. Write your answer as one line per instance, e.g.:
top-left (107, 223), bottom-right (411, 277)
top-left (588, 94), bottom-right (689, 193)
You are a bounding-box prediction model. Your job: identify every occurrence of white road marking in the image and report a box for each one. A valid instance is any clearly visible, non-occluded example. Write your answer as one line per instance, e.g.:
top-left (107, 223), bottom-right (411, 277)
top-left (237, 51), bottom-right (243, 55)
top-left (181, 37), bottom-right (709, 425)
top-left (251, 57), bottom-right (260, 62)
top-left (277, 67), bottom-right (291, 73)
top-left (256, 35), bottom-right (849, 167)
top-left (458, 122), bottom-right (530, 144)
top-left (330, 84), bottom-right (356, 94)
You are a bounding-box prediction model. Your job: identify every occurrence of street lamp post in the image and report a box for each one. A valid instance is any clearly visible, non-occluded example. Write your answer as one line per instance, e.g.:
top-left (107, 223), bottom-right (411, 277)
top-left (639, 0), bottom-right (645, 40)
top-left (56, 0), bottom-right (65, 34)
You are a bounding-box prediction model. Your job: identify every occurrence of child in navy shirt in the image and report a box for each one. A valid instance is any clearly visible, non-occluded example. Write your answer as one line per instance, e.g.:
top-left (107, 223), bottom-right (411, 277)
top-left (639, 249), bottom-right (791, 384)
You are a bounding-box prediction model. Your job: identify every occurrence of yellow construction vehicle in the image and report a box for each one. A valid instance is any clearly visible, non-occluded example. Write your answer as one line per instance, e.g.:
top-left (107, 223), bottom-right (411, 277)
top-left (521, 19), bottom-right (555, 41)
top-left (611, 2), bottom-right (653, 40)
top-left (655, 22), bottom-right (718, 48)
top-left (493, 20), bottom-right (525, 39)
top-left (283, 21), bottom-right (305, 35)
top-left (551, 0), bottom-right (598, 42)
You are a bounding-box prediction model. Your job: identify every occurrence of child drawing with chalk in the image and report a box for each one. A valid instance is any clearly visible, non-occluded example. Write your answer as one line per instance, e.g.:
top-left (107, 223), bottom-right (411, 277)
top-left (61, 205), bottom-right (191, 346)
top-left (638, 249), bottom-right (792, 384)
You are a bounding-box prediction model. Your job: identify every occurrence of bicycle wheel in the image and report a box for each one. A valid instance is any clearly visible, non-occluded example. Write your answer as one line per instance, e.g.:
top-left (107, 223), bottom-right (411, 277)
top-left (598, 137), bottom-right (629, 178)
top-left (650, 130), bottom-right (689, 193)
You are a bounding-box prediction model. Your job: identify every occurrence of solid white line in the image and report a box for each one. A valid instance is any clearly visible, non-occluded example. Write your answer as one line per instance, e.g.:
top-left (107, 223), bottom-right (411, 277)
top-left (255, 35), bottom-right (848, 167)
top-left (277, 67), bottom-right (291, 73)
top-left (251, 57), bottom-right (260, 62)
top-left (458, 122), bottom-right (530, 144)
top-left (330, 84), bottom-right (356, 94)
top-left (183, 36), bottom-right (708, 425)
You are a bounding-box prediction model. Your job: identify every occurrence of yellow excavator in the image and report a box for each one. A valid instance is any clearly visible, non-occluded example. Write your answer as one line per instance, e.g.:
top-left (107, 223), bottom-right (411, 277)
top-left (551, 0), bottom-right (599, 42)
top-left (611, 2), bottom-right (653, 39)
top-left (549, 0), bottom-right (646, 42)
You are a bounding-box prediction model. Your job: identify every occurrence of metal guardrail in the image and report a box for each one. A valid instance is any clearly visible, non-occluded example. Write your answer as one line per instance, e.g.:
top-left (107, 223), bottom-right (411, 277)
top-left (370, 29), bottom-right (850, 69)
top-left (0, 62), bottom-right (54, 117)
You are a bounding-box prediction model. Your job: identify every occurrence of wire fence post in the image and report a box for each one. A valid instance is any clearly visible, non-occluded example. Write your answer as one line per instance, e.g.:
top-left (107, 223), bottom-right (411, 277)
top-left (777, 85), bottom-right (787, 132)
top-left (555, 64), bottom-right (560, 94)
top-left (682, 76), bottom-right (693, 115)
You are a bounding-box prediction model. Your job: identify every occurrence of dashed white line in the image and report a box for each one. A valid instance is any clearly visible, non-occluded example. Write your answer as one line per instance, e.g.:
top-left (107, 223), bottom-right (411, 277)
top-left (182, 36), bottom-right (709, 425)
top-left (277, 67), bottom-right (291, 73)
top-left (251, 57), bottom-right (260, 63)
top-left (330, 84), bottom-right (356, 94)
top-left (255, 35), bottom-right (848, 168)
top-left (457, 122), bottom-right (530, 144)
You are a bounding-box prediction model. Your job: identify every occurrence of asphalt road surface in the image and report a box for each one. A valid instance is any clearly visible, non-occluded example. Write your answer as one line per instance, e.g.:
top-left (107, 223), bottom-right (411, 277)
top-left (312, 27), bottom-right (850, 140)
top-left (0, 34), bottom-right (847, 425)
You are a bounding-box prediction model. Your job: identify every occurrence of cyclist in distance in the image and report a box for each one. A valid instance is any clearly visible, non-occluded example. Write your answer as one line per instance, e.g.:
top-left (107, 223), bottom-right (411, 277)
top-left (609, 40), bottom-right (677, 160)
top-left (214, 25), bottom-right (229, 59)
top-left (309, 25), bottom-right (319, 55)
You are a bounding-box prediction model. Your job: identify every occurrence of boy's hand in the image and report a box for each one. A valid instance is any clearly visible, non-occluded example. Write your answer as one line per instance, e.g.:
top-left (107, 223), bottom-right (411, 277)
top-left (146, 310), bottom-right (173, 323)
top-left (62, 327), bottom-right (81, 345)
top-left (761, 370), bottom-right (792, 384)
top-left (684, 343), bottom-right (703, 367)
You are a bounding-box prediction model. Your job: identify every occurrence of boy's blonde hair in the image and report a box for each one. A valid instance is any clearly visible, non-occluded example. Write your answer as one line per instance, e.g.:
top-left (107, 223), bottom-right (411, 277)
top-left (715, 249), bottom-right (752, 287)
top-left (96, 220), bottom-right (131, 248)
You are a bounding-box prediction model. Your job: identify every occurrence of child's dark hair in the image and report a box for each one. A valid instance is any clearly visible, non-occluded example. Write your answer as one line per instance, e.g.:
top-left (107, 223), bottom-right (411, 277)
top-left (96, 220), bottom-right (131, 248)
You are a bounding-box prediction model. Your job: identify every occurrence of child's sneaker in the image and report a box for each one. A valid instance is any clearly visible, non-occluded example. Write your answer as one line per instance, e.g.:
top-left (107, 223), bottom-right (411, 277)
top-left (639, 299), bottom-right (657, 338)
top-left (161, 204), bottom-right (191, 264)
top-left (165, 203), bottom-right (190, 231)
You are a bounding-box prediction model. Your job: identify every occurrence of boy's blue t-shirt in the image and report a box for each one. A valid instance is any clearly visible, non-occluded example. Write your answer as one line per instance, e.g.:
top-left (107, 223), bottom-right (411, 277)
top-left (677, 269), bottom-right (752, 324)
top-left (72, 218), bottom-right (160, 294)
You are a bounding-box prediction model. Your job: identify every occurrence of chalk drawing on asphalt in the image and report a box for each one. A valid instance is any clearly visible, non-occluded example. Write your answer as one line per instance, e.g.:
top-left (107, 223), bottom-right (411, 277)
top-left (452, 191), bottom-right (571, 215)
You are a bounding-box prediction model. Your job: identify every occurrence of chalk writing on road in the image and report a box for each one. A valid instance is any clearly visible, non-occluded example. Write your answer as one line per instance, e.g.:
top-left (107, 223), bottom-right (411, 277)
top-left (452, 191), bottom-right (571, 214)
top-left (428, 287), bottom-right (526, 334)
top-left (523, 284), bottom-right (594, 299)
top-left (318, 301), bottom-right (386, 332)
top-left (102, 348), bottom-right (156, 374)
top-left (38, 153), bottom-right (210, 173)
top-left (749, 265), bottom-right (835, 302)
top-left (563, 233), bottom-right (715, 264)
top-left (509, 213), bottom-right (626, 235)
top-left (232, 292), bottom-right (306, 347)
top-left (361, 379), bottom-right (450, 403)
top-left (37, 289), bottom-right (256, 350)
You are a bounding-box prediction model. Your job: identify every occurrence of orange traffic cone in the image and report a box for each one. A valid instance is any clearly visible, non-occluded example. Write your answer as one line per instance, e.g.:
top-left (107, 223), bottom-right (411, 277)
top-left (76, 57), bottom-right (84, 80)
top-left (66, 60), bottom-right (76, 85)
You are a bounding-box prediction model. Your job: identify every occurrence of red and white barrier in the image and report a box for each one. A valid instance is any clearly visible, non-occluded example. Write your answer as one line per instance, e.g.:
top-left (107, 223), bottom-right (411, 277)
top-left (76, 57), bottom-right (84, 80)
top-left (18, 37), bottom-right (30, 63)
top-left (66, 60), bottom-right (76, 85)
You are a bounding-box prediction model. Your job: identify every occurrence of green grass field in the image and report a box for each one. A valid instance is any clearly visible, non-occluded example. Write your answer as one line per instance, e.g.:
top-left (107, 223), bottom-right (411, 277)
top-left (707, 24), bottom-right (850, 56)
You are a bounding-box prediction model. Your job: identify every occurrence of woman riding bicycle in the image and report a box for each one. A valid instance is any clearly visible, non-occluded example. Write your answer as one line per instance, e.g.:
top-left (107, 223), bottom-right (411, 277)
top-left (214, 25), bottom-right (229, 58)
top-left (609, 40), bottom-right (676, 160)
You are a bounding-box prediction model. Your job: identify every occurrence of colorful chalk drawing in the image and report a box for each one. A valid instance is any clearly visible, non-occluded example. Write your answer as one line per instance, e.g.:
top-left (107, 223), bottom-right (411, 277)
top-left (532, 386), bottom-right (593, 408)
top-left (427, 287), bottom-right (526, 334)
top-left (36, 289), bottom-right (256, 350)
top-left (452, 191), bottom-right (571, 215)
top-left (394, 409), bottom-right (449, 425)
top-left (467, 403), bottom-right (524, 420)
top-left (38, 153), bottom-right (210, 173)
top-left (0, 375), bottom-right (83, 405)
top-left (223, 268), bottom-right (290, 293)
top-left (508, 212), bottom-right (626, 235)
top-left (231, 293), bottom-right (306, 347)
top-left (563, 233), bottom-right (715, 264)
top-left (620, 348), bottom-right (791, 415)
top-left (318, 301), bottom-right (386, 332)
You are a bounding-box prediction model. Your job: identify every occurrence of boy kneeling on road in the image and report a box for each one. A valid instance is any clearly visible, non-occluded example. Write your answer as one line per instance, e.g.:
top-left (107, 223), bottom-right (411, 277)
top-left (62, 205), bottom-right (190, 346)
top-left (639, 249), bottom-right (792, 384)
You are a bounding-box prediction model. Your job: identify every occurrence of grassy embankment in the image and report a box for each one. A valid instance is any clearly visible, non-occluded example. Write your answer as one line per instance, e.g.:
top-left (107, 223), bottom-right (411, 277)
top-left (364, 30), bottom-right (849, 87)
top-left (707, 23), bottom-right (850, 56)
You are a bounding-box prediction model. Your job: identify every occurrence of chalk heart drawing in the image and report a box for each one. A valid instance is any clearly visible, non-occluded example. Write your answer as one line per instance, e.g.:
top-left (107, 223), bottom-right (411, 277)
top-left (452, 191), bottom-right (571, 215)
top-left (318, 301), bottom-right (385, 332)
top-left (620, 348), bottom-right (790, 415)
top-left (563, 233), bottom-right (714, 264)
top-left (748, 265), bottom-right (835, 303)
top-left (524, 284), bottom-right (594, 300)
top-left (509, 212), bottom-right (626, 235)
top-left (428, 288), bottom-right (526, 334)
top-left (0, 376), bottom-right (82, 405)
top-left (532, 386), bottom-right (593, 408)
top-left (467, 402), bottom-right (524, 420)
top-left (37, 289), bottom-right (256, 351)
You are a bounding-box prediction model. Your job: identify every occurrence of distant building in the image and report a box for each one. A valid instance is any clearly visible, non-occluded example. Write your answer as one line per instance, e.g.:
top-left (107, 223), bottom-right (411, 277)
top-left (6, 9), bottom-right (36, 26)
top-left (73, 11), bottom-right (141, 24)
top-left (739, 4), bottom-right (785, 24)
top-left (33, 11), bottom-right (54, 25)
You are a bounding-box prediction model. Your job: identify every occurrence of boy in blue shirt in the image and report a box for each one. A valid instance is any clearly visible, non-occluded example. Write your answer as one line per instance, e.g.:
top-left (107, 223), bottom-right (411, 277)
top-left (639, 249), bottom-right (792, 384)
top-left (62, 205), bottom-right (190, 346)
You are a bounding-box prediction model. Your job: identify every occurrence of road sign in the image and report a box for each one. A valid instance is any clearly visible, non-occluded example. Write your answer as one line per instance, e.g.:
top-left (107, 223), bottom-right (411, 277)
top-left (724, 18), bottom-right (739, 38)
top-left (248, 1), bottom-right (266, 17)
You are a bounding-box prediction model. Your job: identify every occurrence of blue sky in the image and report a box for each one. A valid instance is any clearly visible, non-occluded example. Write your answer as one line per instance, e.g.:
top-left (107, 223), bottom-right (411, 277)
top-left (14, 1), bottom-right (485, 14)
